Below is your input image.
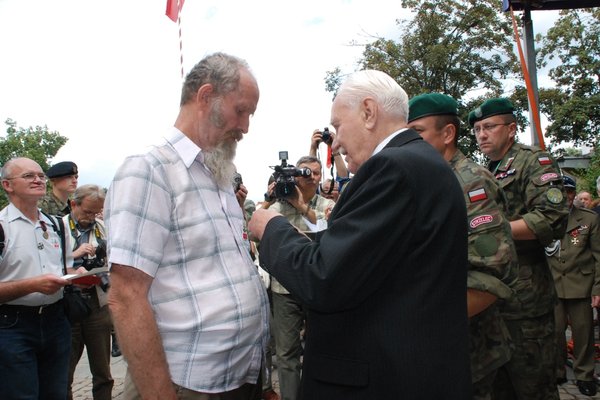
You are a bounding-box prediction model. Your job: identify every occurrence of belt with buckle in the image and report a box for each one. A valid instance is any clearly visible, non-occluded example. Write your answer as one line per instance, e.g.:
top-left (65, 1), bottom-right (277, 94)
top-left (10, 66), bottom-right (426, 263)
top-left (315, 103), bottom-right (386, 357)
top-left (0, 299), bottom-right (63, 315)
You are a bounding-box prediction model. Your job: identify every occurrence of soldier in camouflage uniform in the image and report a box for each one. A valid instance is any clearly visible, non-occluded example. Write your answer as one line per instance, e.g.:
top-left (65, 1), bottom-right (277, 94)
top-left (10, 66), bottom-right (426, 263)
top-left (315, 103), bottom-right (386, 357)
top-left (546, 176), bottom-right (600, 397)
top-left (470, 98), bottom-right (568, 400)
top-left (38, 161), bottom-right (78, 217)
top-left (408, 93), bottom-right (518, 399)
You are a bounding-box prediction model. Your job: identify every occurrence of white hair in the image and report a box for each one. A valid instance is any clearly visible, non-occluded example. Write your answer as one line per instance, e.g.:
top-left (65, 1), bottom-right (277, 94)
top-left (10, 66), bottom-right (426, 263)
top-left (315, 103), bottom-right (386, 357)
top-left (336, 70), bottom-right (409, 122)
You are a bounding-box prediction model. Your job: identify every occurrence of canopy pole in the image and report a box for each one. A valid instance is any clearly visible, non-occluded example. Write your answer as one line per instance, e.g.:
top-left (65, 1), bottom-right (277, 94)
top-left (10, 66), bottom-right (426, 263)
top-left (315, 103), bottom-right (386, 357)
top-left (522, 7), bottom-right (541, 147)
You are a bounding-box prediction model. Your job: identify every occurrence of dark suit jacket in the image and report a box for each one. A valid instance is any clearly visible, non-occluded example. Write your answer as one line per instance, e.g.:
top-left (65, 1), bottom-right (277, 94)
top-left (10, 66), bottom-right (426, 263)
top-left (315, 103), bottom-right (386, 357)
top-left (260, 129), bottom-right (471, 399)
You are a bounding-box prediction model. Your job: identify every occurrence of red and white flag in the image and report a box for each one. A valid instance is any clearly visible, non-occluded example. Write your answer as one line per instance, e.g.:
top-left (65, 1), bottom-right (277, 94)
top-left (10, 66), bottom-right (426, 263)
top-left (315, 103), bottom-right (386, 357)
top-left (166, 0), bottom-right (185, 22)
top-left (468, 188), bottom-right (487, 202)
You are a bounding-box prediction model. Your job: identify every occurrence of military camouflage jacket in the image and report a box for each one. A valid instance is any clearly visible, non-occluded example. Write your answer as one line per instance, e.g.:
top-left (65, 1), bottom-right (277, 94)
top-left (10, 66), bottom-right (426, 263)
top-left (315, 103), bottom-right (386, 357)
top-left (38, 192), bottom-right (70, 217)
top-left (547, 206), bottom-right (600, 299)
top-left (451, 150), bottom-right (517, 381)
top-left (451, 151), bottom-right (517, 301)
top-left (488, 142), bottom-right (568, 248)
top-left (488, 142), bottom-right (568, 319)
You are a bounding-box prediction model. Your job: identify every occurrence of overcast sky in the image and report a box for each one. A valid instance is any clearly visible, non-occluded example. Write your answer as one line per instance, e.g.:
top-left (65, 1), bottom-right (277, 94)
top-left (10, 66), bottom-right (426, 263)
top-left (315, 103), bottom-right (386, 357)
top-left (0, 0), bottom-right (560, 202)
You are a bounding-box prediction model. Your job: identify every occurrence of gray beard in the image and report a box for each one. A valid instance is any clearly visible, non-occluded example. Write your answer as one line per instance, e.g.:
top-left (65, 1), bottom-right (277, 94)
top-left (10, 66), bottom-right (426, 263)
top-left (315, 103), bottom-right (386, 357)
top-left (203, 139), bottom-right (237, 189)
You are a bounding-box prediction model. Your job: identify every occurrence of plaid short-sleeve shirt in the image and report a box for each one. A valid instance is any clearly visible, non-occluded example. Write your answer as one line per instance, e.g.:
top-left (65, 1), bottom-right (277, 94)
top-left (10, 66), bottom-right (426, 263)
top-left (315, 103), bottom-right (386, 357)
top-left (105, 129), bottom-right (269, 393)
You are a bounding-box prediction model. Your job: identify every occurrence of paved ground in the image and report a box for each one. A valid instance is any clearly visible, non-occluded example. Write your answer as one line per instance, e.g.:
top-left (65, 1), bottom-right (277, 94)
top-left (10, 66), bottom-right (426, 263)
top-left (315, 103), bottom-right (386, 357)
top-left (72, 348), bottom-right (599, 399)
top-left (72, 351), bottom-right (126, 400)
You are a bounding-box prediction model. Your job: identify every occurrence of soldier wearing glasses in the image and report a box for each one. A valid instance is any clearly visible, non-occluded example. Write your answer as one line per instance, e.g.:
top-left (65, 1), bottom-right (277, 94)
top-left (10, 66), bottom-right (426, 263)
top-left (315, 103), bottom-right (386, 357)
top-left (0, 157), bottom-right (77, 399)
top-left (470, 98), bottom-right (568, 400)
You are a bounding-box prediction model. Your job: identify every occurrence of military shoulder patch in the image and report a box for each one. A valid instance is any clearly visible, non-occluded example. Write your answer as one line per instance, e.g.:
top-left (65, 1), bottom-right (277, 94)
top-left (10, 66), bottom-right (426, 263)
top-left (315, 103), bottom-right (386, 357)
top-left (468, 188), bottom-right (487, 202)
top-left (470, 214), bottom-right (494, 229)
top-left (538, 156), bottom-right (552, 165)
top-left (540, 172), bottom-right (559, 183)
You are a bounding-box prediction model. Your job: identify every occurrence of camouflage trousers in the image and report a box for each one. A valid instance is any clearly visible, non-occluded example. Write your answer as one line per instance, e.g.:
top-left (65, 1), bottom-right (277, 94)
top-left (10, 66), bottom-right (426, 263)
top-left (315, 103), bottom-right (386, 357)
top-left (492, 312), bottom-right (559, 400)
top-left (473, 370), bottom-right (497, 400)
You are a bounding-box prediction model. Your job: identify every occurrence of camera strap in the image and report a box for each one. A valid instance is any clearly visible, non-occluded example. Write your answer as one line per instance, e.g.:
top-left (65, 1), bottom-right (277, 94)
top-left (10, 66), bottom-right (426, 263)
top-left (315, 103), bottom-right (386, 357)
top-left (0, 222), bottom-right (4, 255)
top-left (66, 215), bottom-right (102, 247)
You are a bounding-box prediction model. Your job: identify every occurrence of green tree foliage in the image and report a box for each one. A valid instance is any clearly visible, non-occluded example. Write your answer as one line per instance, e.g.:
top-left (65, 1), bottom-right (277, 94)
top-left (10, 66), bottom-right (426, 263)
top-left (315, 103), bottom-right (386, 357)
top-left (0, 118), bottom-right (68, 207)
top-left (582, 149), bottom-right (600, 197)
top-left (537, 9), bottom-right (600, 147)
top-left (324, 0), bottom-right (520, 158)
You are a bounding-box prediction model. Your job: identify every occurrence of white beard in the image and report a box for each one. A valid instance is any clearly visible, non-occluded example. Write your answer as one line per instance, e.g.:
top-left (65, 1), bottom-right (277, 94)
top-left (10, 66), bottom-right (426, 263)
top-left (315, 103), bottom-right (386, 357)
top-left (203, 138), bottom-right (238, 189)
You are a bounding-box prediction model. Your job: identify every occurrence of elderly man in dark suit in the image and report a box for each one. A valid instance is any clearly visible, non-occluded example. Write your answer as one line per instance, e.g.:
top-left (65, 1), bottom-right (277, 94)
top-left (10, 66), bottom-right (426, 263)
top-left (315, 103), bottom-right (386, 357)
top-left (249, 70), bottom-right (472, 399)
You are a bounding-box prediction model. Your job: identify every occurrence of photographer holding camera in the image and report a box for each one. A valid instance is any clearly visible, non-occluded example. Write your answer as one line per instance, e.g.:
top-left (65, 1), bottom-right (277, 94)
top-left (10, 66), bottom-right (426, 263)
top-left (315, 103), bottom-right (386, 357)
top-left (263, 155), bottom-right (334, 400)
top-left (63, 184), bottom-right (114, 400)
top-left (309, 128), bottom-right (351, 198)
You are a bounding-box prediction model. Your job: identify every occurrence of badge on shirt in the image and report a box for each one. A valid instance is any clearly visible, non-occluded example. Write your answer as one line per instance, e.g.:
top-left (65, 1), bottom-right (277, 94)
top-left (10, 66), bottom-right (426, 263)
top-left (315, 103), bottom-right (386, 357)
top-left (538, 156), bottom-right (552, 165)
top-left (495, 169), bottom-right (516, 180)
top-left (546, 188), bottom-right (563, 204)
top-left (468, 188), bottom-right (487, 203)
top-left (502, 157), bottom-right (515, 170)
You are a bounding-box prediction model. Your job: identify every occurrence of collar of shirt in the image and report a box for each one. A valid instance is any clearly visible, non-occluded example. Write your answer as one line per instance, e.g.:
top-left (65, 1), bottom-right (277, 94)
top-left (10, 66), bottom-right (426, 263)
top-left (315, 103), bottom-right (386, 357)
top-left (166, 127), bottom-right (204, 168)
top-left (71, 215), bottom-right (93, 234)
top-left (7, 203), bottom-right (52, 227)
top-left (372, 127), bottom-right (408, 156)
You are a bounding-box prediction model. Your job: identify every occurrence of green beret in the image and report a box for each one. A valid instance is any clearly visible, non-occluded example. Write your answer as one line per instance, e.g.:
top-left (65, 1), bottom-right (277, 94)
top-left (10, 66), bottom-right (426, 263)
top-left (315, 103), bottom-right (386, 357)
top-left (46, 161), bottom-right (78, 179)
top-left (468, 98), bottom-right (514, 126)
top-left (408, 93), bottom-right (458, 123)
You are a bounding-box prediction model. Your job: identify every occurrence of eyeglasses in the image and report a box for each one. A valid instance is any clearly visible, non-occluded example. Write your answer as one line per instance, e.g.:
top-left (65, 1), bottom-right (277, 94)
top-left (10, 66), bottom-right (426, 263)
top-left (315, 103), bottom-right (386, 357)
top-left (78, 207), bottom-right (102, 216)
top-left (4, 173), bottom-right (47, 182)
top-left (472, 122), bottom-right (511, 135)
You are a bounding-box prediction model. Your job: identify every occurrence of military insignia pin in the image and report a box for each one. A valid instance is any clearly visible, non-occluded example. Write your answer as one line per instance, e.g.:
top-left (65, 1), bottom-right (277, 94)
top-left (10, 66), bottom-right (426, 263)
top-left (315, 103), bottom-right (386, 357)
top-left (546, 187), bottom-right (563, 204)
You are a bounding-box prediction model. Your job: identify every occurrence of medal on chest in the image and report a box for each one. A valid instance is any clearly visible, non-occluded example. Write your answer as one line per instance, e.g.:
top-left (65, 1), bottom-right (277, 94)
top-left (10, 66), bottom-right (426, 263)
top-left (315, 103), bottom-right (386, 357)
top-left (40, 220), bottom-right (49, 239)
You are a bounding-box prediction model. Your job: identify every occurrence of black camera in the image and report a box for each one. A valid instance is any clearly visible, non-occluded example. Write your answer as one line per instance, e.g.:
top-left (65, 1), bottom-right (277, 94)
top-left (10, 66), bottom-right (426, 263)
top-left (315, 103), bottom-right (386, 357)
top-left (81, 241), bottom-right (107, 271)
top-left (81, 241), bottom-right (110, 291)
top-left (232, 172), bottom-right (243, 192)
top-left (269, 151), bottom-right (311, 200)
top-left (321, 127), bottom-right (333, 145)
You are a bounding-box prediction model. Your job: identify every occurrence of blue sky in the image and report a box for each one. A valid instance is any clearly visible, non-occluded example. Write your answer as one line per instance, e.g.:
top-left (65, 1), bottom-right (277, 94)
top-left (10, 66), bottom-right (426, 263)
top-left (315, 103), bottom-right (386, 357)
top-left (0, 0), bottom-right (559, 201)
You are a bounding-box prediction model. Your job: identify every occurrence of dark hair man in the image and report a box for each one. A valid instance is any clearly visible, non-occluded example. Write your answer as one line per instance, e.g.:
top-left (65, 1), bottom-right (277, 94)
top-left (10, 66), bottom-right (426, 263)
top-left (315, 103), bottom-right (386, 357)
top-left (408, 93), bottom-right (518, 399)
top-left (470, 98), bottom-right (568, 400)
top-left (249, 70), bottom-right (472, 399)
top-left (105, 53), bottom-right (268, 400)
top-left (0, 157), bottom-right (76, 399)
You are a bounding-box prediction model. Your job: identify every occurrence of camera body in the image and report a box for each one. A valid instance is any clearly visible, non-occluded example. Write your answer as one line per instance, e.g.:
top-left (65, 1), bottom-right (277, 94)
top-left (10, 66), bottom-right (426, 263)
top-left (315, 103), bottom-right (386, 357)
top-left (80, 241), bottom-right (110, 291)
top-left (269, 151), bottom-right (312, 200)
top-left (232, 172), bottom-right (243, 192)
top-left (321, 127), bottom-right (333, 145)
top-left (81, 241), bottom-right (107, 271)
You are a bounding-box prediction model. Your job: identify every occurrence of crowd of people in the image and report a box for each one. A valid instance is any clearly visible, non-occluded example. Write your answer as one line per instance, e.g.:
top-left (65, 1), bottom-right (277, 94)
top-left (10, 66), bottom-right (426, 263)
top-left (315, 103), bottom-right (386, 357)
top-left (1, 51), bottom-right (599, 400)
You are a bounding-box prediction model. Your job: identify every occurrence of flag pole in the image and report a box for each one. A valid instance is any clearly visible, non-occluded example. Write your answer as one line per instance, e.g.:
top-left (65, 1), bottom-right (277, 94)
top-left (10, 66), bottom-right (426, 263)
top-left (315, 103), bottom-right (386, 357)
top-left (177, 0), bottom-right (184, 80)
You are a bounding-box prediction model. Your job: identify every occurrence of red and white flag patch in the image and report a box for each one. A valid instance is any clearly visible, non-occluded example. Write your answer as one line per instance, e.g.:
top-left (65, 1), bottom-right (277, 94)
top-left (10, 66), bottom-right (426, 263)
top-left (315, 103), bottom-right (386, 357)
top-left (538, 156), bottom-right (552, 165)
top-left (468, 188), bottom-right (487, 202)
